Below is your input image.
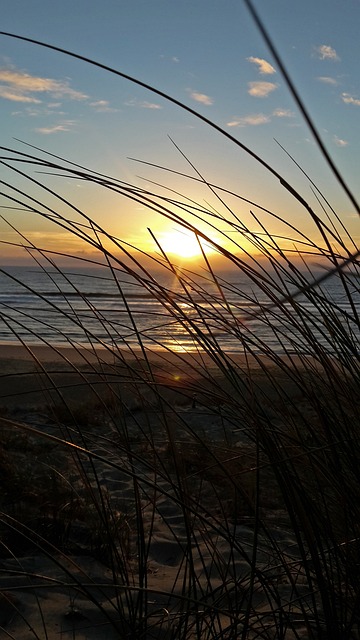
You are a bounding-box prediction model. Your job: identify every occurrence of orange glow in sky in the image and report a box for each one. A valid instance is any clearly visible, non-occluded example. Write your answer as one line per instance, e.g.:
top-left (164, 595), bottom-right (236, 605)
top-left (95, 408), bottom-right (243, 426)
top-left (1, 2), bottom-right (359, 266)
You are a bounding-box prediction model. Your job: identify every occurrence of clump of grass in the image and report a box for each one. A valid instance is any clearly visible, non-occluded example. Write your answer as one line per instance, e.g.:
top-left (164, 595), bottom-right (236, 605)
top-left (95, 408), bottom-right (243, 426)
top-left (0, 4), bottom-right (359, 639)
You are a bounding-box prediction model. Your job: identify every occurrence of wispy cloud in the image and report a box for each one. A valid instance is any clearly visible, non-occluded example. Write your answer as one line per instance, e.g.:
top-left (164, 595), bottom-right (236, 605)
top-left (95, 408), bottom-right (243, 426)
top-left (140, 101), bottom-right (162, 110)
top-left (90, 100), bottom-right (118, 113)
top-left (247, 57), bottom-right (276, 75)
top-left (189, 91), bottom-right (213, 106)
top-left (227, 113), bottom-right (270, 127)
top-left (159, 54), bottom-right (180, 63)
top-left (317, 76), bottom-right (338, 85)
top-left (315, 45), bottom-right (339, 61)
top-left (0, 68), bottom-right (88, 104)
top-left (272, 108), bottom-right (295, 118)
top-left (125, 98), bottom-right (162, 109)
top-left (0, 87), bottom-right (41, 103)
top-left (248, 81), bottom-right (278, 98)
top-left (342, 92), bottom-right (360, 106)
top-left (19, 105), bottom-right (66, 118)
top-left (35, 120), bottom-right (75, 134)
top-left (333, 135), bottom-right (348, 147)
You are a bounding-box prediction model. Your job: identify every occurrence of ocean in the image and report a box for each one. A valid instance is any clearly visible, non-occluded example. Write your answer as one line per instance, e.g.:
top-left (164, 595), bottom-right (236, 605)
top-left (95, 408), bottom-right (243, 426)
top-left (0, 264), bottom-right (358, 357)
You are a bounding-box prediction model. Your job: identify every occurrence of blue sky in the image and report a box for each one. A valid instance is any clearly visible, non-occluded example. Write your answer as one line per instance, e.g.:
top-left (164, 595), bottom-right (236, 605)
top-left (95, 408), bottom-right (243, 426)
top-left (0, 0), bottom-right (359, 264)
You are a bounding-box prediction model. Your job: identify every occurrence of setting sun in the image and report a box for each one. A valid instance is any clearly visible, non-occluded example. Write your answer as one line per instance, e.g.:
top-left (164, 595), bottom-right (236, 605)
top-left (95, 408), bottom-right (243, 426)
top-left (158, 229), bottom-right (215, 259)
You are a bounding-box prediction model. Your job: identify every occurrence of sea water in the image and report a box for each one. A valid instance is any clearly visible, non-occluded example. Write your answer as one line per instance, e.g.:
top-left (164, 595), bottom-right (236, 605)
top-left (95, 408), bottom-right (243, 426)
top-left (0, 264), bottom-right (358, 356)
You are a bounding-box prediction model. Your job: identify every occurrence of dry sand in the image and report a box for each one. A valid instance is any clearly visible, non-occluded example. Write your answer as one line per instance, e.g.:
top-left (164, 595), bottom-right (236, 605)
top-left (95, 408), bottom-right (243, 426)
top-left (0, 342), bottom-right (316, 638)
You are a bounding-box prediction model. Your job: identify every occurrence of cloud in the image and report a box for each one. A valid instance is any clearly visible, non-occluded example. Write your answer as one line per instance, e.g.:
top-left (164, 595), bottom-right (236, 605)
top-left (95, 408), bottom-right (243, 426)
top-left (90, 99), bottom-right (118, 112)
top-left (0, 86), bottom-right (41, 103)
top-left (247, 56), bottom-right (276, 75)
top-left (189, 91), bottom-right (213, 106)
top-left (0, 67), bottom-right (88, 104)
top-left (342, 92), bottom-right (360, 106)
top-left (227, 113), bottom-right (270, 127)
top-left (272, 108), bottom-right (295, 118)
top-left (140, 101), bottom-right (162, 109)
top-left (125, 98), bottom-right (162, 109)
top-left (35, 120), bottom-right (75, 134)
top-left (315, 45), bottom-right (339, 61)
top-left (248, 81), bottom-right (278, 98)
top-left (159, 54), bottom-right (180, 63)
top-left (317, 76), bottom-right (338, 85)
top-left (333, 135), bottom-right (348, 147)
top-left (11, 104), bottom-right (66, 118)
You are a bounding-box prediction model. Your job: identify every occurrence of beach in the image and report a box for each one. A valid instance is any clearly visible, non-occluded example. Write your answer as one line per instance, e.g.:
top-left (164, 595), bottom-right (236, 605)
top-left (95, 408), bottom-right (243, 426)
top-left (0, 340), bottom-right (321, 407)
top-left (0, 341), bottom-right (357, 638)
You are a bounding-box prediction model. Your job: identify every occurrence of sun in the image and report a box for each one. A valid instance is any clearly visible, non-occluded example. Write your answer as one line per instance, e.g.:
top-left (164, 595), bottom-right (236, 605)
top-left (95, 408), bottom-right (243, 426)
top-left (158, 229), bottom-right (213, 259)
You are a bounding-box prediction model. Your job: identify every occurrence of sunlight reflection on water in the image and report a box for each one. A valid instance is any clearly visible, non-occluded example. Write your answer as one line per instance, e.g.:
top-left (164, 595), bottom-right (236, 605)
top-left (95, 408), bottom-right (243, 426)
top-left (0, 266), bottom-right (358, 356)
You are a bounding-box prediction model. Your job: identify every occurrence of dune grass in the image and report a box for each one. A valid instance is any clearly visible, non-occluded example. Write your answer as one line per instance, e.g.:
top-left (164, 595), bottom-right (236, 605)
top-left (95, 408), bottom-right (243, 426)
top-left (0, 4), bottom-right (360, 638)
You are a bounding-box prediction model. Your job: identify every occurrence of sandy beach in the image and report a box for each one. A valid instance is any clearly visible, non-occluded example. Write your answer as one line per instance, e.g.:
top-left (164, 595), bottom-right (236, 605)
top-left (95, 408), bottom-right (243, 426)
top-left (0, 341), bottom-right (352, 638)
top-left (0, 340), bottom-right (319, 408)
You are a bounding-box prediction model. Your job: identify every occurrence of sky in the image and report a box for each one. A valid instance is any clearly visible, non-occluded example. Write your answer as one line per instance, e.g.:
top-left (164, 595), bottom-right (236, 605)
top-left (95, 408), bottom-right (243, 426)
top-left (0, 0), bottom-right (359, 267)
